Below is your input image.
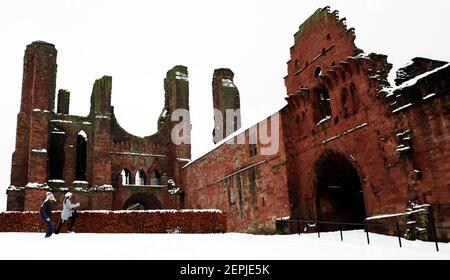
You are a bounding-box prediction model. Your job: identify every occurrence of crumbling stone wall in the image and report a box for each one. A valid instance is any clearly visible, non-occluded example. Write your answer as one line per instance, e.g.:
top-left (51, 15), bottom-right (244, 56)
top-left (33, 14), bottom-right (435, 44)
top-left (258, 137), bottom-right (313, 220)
top-left (7, 7), bottom-right (450, 239)
top-left (8, 43), bottom-right (189, 212)
top-left (182, 7), bottom-right (450, 239)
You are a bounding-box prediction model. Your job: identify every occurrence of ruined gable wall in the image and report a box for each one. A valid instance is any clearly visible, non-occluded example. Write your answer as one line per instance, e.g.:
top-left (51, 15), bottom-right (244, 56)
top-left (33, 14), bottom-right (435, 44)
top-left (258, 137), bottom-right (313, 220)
top-left (8, 43), bottom-right (188, 211)
top-left (284, 7), bottom-right (361, 96)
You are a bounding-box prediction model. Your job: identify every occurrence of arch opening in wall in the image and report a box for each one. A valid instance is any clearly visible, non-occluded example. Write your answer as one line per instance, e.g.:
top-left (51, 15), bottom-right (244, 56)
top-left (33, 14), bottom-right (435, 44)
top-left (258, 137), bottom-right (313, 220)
top-left (135, 170), bottom-right (146, 186)
top-left (314, 67), bottom-right (322, 77)
top-left (315, 150), bottom-right (366, 231)
top-left (75, 130), bottom-right (88, 181)
top-left (312, 86), bottom-right (332, 123)
top-left (121, 169), bottom-right (131, 185)
top-left (151, 170), bottom-right (162, 185)
top-left (123, 193), bottom-right (163, 210)
top-left (49, 127), bottom-right (66, 180)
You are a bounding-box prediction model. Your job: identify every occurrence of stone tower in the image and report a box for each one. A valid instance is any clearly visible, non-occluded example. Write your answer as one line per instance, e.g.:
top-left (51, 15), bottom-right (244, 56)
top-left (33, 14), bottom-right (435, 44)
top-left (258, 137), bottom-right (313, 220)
top-left (10, 41), bottom-right (57, 190)
top-left (212, 68), bottom-right (241, 144)
top-left (161, 65), bottom-right (192, 183)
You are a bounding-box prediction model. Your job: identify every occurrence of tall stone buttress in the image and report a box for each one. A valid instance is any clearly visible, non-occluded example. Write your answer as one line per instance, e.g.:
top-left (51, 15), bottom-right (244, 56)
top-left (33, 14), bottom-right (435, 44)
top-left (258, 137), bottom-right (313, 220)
top-left (212, 68), bottom-right (241, 144)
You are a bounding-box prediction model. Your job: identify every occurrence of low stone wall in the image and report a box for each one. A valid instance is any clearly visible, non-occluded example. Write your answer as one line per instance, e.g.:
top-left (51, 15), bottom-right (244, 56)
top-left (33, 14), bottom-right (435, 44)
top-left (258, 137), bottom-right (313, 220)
top-left (0, 210), bottom-right (226, 234)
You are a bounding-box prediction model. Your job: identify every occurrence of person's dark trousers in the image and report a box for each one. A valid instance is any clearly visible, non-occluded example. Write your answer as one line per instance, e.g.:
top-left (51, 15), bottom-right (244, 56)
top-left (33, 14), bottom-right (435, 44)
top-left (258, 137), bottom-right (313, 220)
top-left (55, 216), bottom-right (77, 234)
top-left (68, 215), bottom-right (77, 231)
top-left (42, 219), bottom-right (54, 238)
top-left (55, 220), bottom-right (65, 234)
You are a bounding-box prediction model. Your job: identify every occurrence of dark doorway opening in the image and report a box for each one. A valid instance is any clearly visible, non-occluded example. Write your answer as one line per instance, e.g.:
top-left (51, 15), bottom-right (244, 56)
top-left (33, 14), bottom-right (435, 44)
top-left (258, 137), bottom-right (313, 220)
top-left (75, 131), bottom-right (87, 181)
top-left (49, 127), bottom-right (66, 180)
top-left (315, 151), bottom-right (366, 230)
top-left (123, 193), bottom-right (163, 210)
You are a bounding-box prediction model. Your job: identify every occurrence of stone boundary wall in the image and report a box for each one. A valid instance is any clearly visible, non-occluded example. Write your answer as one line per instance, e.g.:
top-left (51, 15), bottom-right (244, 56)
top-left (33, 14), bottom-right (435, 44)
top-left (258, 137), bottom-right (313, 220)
top-left (0, 210), bottom-right (226, 234)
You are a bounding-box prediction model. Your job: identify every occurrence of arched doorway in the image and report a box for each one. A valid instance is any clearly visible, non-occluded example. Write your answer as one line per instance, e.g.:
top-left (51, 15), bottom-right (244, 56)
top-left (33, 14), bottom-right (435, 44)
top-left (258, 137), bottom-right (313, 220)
top-left (123, 193), bottom-right (162, 210)
top-left (75, 130), bottom-right (88, 181)
top-left (315, 150), bottom-right (366, 227)
top-left (49, 127), bottom-right (66, 180)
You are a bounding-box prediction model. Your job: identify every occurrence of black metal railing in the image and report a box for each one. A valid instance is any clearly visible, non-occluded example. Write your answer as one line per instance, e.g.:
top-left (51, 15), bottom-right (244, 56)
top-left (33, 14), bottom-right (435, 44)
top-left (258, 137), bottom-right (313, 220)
top-left (278, 219), bottom-right (450, 252)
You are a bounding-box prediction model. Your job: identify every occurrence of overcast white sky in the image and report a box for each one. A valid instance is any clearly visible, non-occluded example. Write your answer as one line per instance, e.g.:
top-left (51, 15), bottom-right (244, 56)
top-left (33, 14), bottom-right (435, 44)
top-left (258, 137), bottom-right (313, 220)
top-left (1, 0), bottom-right (449, 210)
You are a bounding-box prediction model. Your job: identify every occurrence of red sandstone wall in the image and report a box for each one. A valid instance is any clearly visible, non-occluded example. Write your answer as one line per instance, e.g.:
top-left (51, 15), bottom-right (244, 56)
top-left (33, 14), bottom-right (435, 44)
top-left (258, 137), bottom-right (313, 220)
top-left (283, 55), bottom-right (406, 220)
top-left (8, 42), bottom-right (190, 212)
top-left (11, 42), bottom-right (57, 190)
top-left (282, 7), bottom-right (450, 231)
top-left (390, 87), bottom-right (450, 230)
top-left (0, 211), bottom-right (226, 233)
top-left (281, 7), bottom-right (413, 223)
top-left (284, 7), bottom-right (359, 95)
top-left (22, 188), bottom-right (108, 211)
top-left (182, 113), bottom-right (291, 233)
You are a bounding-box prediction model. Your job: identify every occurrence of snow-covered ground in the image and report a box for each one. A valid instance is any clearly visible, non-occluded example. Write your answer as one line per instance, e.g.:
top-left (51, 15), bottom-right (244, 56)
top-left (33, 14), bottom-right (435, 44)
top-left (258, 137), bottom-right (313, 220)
top-left (0, 230), bottom-right (449, 260)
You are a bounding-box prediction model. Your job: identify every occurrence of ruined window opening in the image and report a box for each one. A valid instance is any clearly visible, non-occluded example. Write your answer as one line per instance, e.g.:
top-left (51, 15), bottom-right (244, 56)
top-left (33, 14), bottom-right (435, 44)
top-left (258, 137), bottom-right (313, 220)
top-left (49, 127), bottom-right (66, 180)
top-left (350, 83), bottom-right (359, 114)
top-left (75, 130), bottom-right (87, 181)
top-left (262, 197), bottom-right (266, 207)
top-left (313, 86), bottom-right (332, 123)
top-left (314, 67), bottom-right (322, 78)
top-left (332, 61), bottom-right (336, 67)
top-left (249, 144), bottom-right (258, 157)
top-left (151, 170), bottom-right (162, 185)
top-left (327, 34), bottom-right (332, 41)
top-left (249, 133), bottom-right (258, 157)
top-left (135, 170), bottom-right (145, 186)
top-left (121, 169), bottom-right (131, 185)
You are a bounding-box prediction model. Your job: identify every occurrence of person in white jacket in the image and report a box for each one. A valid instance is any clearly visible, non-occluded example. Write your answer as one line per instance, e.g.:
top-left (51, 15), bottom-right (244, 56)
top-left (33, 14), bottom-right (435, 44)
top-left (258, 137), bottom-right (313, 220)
top-left (55, 192), bottom-right (80, 234)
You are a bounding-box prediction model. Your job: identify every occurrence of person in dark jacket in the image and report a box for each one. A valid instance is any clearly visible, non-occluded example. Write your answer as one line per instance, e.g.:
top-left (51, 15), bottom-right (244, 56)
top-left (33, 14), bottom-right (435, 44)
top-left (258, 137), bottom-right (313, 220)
top-left (55, 192), bottom-right (80, 234)
top-left (39, 192), bottom-right (57, 238)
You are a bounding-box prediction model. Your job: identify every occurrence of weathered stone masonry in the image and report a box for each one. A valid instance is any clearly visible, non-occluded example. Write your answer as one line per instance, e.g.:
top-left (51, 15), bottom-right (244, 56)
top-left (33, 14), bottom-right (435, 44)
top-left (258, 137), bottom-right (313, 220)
top-left (6, 7), bottom-right (450, 240)
top-left (182, 7), bottom-right (450, 239)
top-left (7, 41), bottom-right (193, 212)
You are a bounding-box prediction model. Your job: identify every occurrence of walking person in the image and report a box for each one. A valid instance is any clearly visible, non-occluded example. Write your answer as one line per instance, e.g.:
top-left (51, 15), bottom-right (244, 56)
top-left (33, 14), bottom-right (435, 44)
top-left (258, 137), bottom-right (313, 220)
top-left (55, 192), bottom-right (80, 234)
top-left (39, 192), bottom-right (57, 238)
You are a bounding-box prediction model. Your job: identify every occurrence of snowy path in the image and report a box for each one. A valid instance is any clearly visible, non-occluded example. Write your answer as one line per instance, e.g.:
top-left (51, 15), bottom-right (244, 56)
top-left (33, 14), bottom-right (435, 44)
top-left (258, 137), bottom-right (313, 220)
top-left (0, 230), bottom-right (449, 260)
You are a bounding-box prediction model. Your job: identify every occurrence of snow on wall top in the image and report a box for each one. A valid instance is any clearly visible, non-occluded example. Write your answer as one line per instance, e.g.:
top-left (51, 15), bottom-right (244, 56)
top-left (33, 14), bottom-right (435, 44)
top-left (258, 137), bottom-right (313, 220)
top-left (383, 63), bottom-right (450, 97)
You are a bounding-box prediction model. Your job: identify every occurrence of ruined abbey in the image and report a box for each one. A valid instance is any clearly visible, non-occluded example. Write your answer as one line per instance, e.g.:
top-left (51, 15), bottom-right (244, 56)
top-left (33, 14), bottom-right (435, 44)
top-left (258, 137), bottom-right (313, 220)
top-left (6, 7), bottom-right (450, 239)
